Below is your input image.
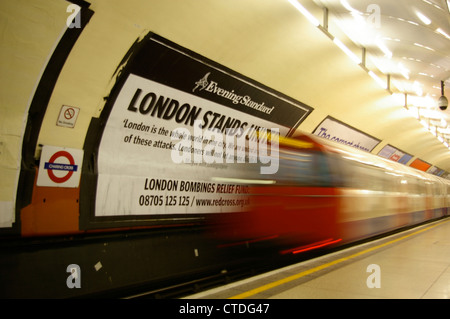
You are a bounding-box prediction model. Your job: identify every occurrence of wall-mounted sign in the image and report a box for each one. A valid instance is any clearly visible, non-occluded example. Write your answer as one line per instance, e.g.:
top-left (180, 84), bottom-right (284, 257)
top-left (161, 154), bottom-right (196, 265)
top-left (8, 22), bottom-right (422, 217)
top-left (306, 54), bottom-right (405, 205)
top-left (84, 33), bottom-right (313, 221)
top-left (377, 144), bottom-right (412, 164)
top-left (57, 105), bottom-right (80, 128)
top-left (427, 166), bottom-right (445, 176)
top-left (409, 158), bottom-right (431, 172)
top-left (312, 116), bottom-right (380, 152)
top-left (37, 145), bottom-right (83, 187)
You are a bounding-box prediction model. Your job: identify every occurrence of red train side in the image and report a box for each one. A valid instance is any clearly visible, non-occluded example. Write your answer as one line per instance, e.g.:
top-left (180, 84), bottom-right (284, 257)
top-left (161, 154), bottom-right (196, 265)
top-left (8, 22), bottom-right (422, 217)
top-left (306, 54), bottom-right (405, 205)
top-left (212, 133), bottom-right (450, 255)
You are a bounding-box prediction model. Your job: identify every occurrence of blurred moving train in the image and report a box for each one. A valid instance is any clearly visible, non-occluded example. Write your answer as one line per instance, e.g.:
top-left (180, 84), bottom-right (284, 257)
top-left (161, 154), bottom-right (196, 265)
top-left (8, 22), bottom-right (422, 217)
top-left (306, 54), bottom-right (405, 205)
top-left (212, 133), bottom-right (450, 255)
top-left (2, 130), bottom-right (449, 298)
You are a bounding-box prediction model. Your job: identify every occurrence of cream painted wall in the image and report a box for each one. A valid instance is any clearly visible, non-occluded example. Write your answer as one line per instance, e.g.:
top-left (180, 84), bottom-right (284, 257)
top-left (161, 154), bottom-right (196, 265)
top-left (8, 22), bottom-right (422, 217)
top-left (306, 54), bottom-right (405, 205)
top-left (0, 0), bottom-right (68, 227)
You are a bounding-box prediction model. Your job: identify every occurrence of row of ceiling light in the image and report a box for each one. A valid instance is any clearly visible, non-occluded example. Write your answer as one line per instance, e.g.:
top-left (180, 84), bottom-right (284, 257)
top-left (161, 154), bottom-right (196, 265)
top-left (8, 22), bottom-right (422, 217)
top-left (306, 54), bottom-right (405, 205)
top-left (288, 0), bottom-right (450, 150)
top-left (287, 0), bottom-right (389, 88)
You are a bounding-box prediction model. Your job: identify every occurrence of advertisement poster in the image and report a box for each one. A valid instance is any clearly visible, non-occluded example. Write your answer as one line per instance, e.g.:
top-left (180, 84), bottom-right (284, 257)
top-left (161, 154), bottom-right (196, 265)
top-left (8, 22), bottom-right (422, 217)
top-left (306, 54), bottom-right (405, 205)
top-left (427, 166), bottom-right (445, 176)
top-left (377, 144), bottom-right (412, 164)
top-left (91, 34), bottom-right (313, 219)
top-left (313, 116), bottom-right (380, 152)
top-left (409, 158), bottom-right (431, 172)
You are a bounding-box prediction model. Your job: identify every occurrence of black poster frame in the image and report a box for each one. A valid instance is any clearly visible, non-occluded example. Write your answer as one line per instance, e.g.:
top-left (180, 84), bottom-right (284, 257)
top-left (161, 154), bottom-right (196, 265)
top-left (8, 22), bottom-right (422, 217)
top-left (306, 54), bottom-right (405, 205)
top-left (81, 32), bottom-right (313, 230)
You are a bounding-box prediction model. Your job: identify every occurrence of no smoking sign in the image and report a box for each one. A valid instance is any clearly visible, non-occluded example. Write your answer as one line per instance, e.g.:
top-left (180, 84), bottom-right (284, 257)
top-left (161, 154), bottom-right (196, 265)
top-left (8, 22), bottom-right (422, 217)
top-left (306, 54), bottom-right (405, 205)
top-left (57, 105), bottom-right (80, 128)
top-left (37, 145), bottom-right (83, 188)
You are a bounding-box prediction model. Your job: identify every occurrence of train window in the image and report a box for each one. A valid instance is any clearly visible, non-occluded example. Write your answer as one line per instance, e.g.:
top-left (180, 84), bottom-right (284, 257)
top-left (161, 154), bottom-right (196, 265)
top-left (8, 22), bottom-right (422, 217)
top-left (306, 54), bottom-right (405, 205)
top-left (275, 150), bottom-right (333, 187)
top-left (327, 154), bottom-right (355, 188)
top-left (433, 182), bottom-right (437, 194)
top-left (437, 182), bottom-right (445, 196)
top-left (411, 178), bottom-right (422, 195)
top-left (329, 155), bottom-right (396, 192)
top-left (432, 182), bottom-right (440, 195)
top-left (419, 182), bottom-right (427, 194)
top-left (369, 168), bottom-right (388, 192)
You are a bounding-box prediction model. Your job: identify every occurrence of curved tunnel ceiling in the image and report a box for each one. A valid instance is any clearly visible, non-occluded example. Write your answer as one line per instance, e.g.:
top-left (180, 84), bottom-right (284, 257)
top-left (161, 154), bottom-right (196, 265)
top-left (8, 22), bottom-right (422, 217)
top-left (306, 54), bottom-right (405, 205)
top-left (316, 0), bottom-right (450, 98)
top-left (312, 0), bottom-right (450, 168)
top-left (2, 0), bottom-right (450, 176)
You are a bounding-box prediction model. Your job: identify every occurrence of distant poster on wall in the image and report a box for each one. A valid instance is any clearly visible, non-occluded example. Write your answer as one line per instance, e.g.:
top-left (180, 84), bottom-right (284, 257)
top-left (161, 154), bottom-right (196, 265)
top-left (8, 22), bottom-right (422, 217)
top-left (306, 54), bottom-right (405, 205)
top-left (377, 144), bottom-right (412, 164)
top-left (410, 158), bottom-right (431, 172)
top-left (313, 116), bottom-right (380, 152)
top-left (427, 166), bottom-right (445, 176)
top-left (84, 33), bottom-right (313, 221)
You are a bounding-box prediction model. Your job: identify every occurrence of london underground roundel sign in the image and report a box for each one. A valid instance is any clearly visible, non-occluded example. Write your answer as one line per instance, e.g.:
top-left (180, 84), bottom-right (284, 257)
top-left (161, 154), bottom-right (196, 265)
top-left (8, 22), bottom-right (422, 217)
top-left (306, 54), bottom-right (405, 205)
top-left (37, 146), bottom-right (84, 188)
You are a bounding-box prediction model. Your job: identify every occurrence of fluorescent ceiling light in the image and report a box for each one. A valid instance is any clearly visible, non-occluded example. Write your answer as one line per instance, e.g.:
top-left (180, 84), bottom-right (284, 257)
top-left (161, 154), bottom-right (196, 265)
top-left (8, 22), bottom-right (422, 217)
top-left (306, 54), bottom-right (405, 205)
top-left (392, 80), bottom-right (424, 96)
top-left (413, 81), bottom-right (424, 96)
top-left (414, 42), bottom-right (435, 51)
top-left (340, 0), bottom-right (356, 12)
top-left (416, 12), bottom-right (431, 25)
top-left (420, 109), bottom-right (441, 120)
top-left (407, 107), bottom-right (420, 119)
top-left (333, 37), bottom-right (362, 64)
top-left (376, 40), bottom-right (392, 58)
top-left (288, 0), bottom-right (320, 27)
top-left (340, 0), bottom-right (364, 17)
top-left (371, 58), bottom-right (410, 79)
top-left (398, 63), bottom-right (410, 79)
top-left (392, 79), bottom-right (406, 92)
top-left (409, 94), bottom-right (434, 107)
top-left (368, 71), bottom-right (387, 89)
top-left (436, 28), bottom-right (450, 39)
top-left (419, 72), bottom-right (434, 78)
top-left (420, 119), bottom-right (429, 128)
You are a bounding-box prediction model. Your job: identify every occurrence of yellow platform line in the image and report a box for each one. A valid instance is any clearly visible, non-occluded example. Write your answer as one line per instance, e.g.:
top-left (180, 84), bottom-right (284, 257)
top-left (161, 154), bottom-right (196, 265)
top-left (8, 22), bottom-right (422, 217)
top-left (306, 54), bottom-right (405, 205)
top-left (229, 218), bottom-right (449, 299)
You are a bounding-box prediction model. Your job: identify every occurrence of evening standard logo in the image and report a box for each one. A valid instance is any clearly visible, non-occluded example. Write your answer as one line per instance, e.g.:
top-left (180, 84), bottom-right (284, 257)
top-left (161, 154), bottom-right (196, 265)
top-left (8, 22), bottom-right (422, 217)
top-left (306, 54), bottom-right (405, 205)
top-left (193, 72), bottom-right (211, 92)
top-left (193, 73), bottom-right (275, 115)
